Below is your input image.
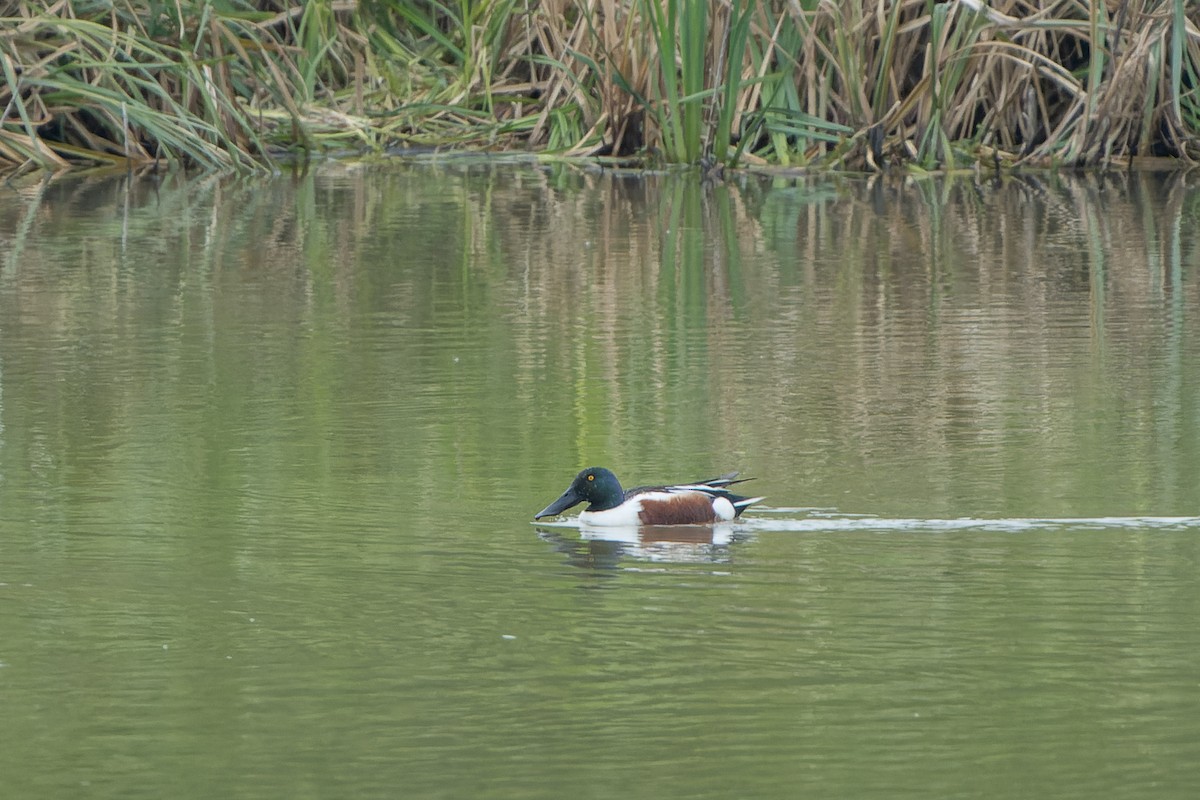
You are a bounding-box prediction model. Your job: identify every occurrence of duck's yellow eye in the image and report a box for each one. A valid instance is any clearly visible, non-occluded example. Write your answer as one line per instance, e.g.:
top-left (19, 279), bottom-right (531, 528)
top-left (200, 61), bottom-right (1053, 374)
top-left (587, 474), bottom-right (595, 481)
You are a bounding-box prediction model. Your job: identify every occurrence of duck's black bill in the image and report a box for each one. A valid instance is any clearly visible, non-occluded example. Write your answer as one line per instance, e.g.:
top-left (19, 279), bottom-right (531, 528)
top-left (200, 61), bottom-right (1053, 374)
top-left (534, 489), bottom-right (582, 520)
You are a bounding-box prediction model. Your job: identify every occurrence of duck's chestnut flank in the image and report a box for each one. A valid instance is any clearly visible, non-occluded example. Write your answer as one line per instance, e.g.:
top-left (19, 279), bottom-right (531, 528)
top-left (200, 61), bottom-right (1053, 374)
top-left (636, 493), bottom-right (724, 525)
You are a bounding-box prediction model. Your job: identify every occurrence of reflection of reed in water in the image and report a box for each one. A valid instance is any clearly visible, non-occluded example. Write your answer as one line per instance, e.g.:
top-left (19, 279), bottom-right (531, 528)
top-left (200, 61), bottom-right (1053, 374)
top-left (3, 166), bottom-right (1195, 522)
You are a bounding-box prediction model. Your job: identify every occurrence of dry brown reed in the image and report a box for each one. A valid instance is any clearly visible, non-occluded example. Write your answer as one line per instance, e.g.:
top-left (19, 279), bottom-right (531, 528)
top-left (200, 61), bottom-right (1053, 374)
top-left (1, 0), bottom-right (1198, 172)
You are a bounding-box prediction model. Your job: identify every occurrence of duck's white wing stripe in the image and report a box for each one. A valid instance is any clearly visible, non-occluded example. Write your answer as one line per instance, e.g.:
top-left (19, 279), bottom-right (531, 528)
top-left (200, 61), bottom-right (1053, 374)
top-left (666, 483), bottom-right (722, 494)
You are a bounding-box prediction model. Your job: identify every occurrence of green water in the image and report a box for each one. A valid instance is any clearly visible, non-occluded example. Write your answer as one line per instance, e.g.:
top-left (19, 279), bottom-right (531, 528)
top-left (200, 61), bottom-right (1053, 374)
top-left (1, 164), bottom-right (1198, 798)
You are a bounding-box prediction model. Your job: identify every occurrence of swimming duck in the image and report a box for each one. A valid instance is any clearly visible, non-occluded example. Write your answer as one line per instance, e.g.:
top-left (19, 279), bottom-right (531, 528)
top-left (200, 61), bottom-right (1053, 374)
top-left (534, 467), bottom-right (764, 526)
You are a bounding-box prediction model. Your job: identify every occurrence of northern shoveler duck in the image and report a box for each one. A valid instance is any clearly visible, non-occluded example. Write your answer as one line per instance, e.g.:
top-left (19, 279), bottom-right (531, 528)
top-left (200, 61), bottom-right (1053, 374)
top-left (534, 467), bottom-right (764, 526)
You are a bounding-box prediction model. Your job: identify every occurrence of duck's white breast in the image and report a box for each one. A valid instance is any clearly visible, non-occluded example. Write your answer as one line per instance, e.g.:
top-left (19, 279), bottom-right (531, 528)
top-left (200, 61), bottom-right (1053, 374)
top-left (578, 499), bottom-right (646, 526)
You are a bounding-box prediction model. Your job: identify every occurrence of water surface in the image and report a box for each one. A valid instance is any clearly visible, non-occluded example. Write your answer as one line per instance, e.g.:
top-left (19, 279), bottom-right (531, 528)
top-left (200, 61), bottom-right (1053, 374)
top-left (1, 163), bottom-right (1198, 798)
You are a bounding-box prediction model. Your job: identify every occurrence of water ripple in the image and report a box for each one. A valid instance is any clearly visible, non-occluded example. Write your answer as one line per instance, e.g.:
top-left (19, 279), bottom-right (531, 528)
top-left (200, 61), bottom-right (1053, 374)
top-left (745, 512), bottom-right (1200, 533)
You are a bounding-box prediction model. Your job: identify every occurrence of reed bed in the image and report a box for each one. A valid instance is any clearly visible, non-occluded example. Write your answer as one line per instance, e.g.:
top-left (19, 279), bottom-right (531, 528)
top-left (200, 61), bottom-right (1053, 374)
top-left (2, 0), bottom-right (1198, 173)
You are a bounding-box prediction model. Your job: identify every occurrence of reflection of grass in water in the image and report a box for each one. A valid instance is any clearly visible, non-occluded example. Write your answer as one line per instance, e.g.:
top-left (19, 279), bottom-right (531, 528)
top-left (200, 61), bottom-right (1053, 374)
top-left (4, 165), bottom-right (1197, 517)
top-left (3, 1), bottom-right (1199, 172)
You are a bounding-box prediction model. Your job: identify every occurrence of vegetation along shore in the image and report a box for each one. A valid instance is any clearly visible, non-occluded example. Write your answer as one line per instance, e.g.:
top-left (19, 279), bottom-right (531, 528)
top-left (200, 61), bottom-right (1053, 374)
top-left (2, 1), bottom-right (1198, 174)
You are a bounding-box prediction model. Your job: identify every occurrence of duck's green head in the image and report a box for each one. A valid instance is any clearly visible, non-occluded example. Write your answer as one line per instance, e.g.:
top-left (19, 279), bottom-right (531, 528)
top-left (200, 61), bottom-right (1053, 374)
top-left (534, 467), bottom-right (624, 519)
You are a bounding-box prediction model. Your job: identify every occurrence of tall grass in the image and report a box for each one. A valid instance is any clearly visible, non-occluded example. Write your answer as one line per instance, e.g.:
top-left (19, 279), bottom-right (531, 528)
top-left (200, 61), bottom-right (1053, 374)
top-left (2, 1), bottom-right (1198, 173)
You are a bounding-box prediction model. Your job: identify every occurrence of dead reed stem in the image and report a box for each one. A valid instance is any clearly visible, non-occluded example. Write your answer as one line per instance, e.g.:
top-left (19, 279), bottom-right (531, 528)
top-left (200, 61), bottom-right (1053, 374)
top-left (1, 0), bottom-right (1198, 172)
